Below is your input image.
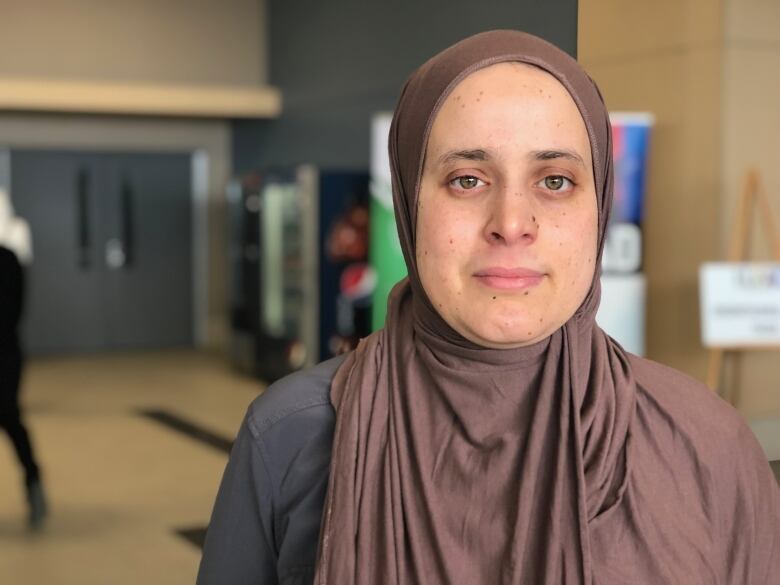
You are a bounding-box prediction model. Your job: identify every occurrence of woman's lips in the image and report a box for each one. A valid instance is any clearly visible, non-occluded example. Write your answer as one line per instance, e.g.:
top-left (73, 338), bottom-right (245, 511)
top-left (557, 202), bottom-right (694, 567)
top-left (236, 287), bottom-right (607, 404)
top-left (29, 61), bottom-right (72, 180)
top-left (472, 267), bottom-right (545, 291)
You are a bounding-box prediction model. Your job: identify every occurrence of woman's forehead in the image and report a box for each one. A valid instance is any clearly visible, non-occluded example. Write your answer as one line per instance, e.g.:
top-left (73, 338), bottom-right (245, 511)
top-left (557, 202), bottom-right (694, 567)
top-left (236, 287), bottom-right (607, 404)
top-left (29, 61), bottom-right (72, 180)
top-left (450, 61), bottom-right (561, 94)
top-left (425, 62), bottom-right (593, 165)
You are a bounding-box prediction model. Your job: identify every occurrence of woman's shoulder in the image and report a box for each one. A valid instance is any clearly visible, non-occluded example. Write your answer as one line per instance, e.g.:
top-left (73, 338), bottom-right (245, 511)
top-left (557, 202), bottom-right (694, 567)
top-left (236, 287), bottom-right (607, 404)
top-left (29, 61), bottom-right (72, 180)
top-left (245, 354), bottom-right (347, 443)
top-left (198, 356), bottom-right (348, 584)
top-left (624, 354), bottom-right (779, 573)
top-left (626, 354), bottom-right (774, 496)
top-left (249, 354), bottom-right (348, 418)
top-left (627, 354), bottom-right (746, 437)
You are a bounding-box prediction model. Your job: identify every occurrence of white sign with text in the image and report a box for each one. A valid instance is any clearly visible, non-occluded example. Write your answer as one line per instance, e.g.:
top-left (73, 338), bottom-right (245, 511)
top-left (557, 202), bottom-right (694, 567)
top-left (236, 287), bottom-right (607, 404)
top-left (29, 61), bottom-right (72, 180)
top-left (699, 262), bottom-right (780, 347)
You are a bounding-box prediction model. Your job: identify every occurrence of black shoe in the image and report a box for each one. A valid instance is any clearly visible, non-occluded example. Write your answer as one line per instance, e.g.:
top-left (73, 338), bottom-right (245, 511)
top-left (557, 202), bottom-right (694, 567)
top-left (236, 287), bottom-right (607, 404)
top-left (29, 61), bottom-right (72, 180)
top-left (26, 478), bottom-right (48, 530)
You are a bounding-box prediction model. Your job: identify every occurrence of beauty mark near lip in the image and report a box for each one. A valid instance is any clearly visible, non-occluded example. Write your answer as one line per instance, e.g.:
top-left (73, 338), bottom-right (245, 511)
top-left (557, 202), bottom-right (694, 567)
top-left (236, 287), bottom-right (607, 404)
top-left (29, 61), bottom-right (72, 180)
top-left (472, 266), bottom-right (545, 291)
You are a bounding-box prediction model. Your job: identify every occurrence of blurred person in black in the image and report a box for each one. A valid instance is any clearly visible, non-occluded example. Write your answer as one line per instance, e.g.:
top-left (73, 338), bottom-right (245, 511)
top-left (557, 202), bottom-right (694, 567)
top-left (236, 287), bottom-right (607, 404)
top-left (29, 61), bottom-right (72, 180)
top-left (0, 188), bottom-right (46, 529)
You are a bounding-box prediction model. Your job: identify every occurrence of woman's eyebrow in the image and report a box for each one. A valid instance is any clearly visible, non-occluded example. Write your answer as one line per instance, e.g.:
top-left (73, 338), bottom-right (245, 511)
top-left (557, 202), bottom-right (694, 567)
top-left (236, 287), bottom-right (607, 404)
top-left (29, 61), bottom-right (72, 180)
top-left (530, 149), bottom-right (586, 168)
top-left (436, 148), bottom-right (491, 166)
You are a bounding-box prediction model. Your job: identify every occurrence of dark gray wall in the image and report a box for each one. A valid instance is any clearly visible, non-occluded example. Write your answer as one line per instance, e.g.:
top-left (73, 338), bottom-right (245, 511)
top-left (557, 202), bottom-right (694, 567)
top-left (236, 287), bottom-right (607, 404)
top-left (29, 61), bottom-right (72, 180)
top-left (233, 0), bottom-right (578, 172)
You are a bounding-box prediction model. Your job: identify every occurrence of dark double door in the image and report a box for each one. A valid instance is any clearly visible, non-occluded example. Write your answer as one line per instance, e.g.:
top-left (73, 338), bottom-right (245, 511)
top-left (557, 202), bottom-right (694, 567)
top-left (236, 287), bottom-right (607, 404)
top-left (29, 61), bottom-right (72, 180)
top-left (11, 149), bottom-right (193, 354)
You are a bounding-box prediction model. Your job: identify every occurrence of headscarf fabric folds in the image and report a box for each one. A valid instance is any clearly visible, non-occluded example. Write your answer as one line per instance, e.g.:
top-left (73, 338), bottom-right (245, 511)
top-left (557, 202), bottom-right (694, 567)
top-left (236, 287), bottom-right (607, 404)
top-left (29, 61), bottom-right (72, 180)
top-left (313, 30), bottom-right (777, 584)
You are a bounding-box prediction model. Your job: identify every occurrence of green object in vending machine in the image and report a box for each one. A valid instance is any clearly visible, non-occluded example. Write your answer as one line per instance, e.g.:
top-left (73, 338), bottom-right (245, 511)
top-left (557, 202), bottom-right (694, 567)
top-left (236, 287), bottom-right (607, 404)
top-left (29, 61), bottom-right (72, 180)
top-left (369, 179), bottom-right (407, 330)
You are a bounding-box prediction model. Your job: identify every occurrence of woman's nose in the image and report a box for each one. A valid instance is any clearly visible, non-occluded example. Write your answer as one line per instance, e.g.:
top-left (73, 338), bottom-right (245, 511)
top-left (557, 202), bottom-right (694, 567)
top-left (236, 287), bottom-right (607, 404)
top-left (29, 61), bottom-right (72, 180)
top-left (483, 187), bottom-right (539, 245)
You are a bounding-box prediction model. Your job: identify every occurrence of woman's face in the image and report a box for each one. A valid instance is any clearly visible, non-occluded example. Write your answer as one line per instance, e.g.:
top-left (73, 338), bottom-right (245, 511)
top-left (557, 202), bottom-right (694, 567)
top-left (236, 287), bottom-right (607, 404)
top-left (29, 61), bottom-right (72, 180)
top-left (416, 62), bottom-right (598, 349)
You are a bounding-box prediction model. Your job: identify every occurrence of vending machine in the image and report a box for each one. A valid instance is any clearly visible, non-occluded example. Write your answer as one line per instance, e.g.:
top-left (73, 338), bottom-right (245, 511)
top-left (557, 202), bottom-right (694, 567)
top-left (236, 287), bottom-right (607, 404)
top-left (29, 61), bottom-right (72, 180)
top-left (226, 166), bottom-right (372, 382)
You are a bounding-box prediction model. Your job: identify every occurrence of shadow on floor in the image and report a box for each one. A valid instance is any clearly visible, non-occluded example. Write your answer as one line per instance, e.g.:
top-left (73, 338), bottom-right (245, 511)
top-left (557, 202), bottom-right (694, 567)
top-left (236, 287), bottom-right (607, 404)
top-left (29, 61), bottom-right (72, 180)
top-left (138, 409), bottom-right (233, 454)
top-left (176, 526), bottom-right (208, 549)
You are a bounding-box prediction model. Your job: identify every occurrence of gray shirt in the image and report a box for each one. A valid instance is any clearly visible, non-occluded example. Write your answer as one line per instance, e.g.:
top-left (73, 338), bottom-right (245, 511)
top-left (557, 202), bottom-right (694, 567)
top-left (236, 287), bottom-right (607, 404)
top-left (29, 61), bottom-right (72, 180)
top-left (197, 355), bottom-right (347, 585)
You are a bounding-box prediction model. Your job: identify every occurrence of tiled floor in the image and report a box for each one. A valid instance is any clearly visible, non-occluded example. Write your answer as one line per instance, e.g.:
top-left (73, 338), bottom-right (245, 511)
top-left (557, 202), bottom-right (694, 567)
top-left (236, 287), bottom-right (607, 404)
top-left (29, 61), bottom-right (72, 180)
top-left (0, 350), bottom-right (263, 585)
top-left (0, 351), bottom-right (777, 584)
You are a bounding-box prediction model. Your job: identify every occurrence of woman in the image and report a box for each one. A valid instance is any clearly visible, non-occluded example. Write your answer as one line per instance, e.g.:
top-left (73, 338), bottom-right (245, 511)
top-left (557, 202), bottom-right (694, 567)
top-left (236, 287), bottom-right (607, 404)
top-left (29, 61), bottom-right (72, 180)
top-left (198, 30), bottom-right (779, 584)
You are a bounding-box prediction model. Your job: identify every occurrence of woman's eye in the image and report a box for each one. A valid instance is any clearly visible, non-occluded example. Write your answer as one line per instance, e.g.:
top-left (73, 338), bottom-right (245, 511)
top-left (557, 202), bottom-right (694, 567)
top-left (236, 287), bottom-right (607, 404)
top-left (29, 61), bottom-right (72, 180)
top-left (541, 175), bottom-right (572, 191)
top-left (450, 175), bottom-right (485, 190)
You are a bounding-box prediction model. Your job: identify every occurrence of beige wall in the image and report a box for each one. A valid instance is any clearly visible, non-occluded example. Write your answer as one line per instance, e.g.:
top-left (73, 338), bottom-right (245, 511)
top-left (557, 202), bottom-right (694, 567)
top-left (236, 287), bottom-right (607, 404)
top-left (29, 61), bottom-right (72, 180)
top-left (580, 0), bottom-right (780, 419)
top-left (720, 0), bottom-right (780, 416)
top-left (579, 0), bottom-right (723, 384)
top-left (0, 0), bottom-right (268, 86)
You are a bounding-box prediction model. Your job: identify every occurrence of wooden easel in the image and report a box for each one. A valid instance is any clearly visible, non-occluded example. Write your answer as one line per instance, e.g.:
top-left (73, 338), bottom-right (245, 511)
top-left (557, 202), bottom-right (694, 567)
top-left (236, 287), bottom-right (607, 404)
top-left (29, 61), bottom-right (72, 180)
top-left (705, 169), bottom-right (780, 398)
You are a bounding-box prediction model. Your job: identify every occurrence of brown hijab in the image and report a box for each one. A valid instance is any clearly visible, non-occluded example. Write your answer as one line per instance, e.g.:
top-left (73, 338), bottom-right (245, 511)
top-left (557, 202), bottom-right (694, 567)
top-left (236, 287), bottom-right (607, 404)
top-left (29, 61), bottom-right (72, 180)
top-left (313, 30), bottom-right (778, 584)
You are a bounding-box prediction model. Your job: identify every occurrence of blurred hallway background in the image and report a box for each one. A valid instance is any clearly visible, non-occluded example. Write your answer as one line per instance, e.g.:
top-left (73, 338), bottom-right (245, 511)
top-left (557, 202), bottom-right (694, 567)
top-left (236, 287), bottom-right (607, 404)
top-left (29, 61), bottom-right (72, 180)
top-left (0, 351), bottom-right (259, 584)
top-left (0, 1), bottom-right (779, 583)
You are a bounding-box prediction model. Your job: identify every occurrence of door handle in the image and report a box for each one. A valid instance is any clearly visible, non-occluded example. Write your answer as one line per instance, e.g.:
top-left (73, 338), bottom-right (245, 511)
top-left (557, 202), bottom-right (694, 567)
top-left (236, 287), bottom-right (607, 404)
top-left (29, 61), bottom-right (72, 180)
top-left (120, 173), bottom-right (134, 268)
top-left (76, 167), bottom-right (91, 269)
top-left (106, 173), bottom-right (135, 271)
top-left (105, 238), bottom-right (126, 269)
